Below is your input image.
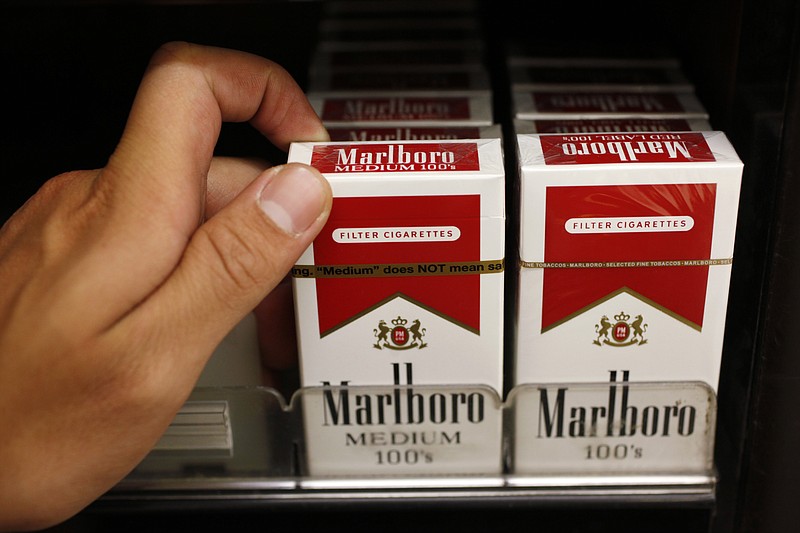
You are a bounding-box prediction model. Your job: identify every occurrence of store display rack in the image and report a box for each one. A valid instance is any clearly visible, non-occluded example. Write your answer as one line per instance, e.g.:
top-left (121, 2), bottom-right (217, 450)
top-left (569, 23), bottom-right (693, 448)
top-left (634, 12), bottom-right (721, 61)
top-left (108, 381), bottom-right (717, 508)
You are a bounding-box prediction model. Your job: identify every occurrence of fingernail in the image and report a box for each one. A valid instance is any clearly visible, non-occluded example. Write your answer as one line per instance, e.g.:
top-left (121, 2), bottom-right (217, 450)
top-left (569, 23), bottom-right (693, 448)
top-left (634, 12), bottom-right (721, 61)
top-left (311, 124), bottom-right (331, 143)
top-left (259, 164), bottom-right (328, 236)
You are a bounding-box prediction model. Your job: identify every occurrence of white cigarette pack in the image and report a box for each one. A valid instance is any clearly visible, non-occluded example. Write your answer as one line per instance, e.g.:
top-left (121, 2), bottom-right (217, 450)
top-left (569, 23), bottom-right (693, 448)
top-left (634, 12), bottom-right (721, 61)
top-left (508, 57), bottom-right (693, 92)
top-left (307, 65), bottom-right (491, 96)
top-left (309, 93), bottom-right (494, 127)
top-left (311, 40), bottom-right (485, 69)
top-left (326, 124), bottom-right (502, 142)
top-left (513, 117), bottom-right (712, 134)
top-left (513, 90), bottom-right (708, 120)
top-left (289, 139), bottom-right (506, 394)
top-left (514, 131), bottom-right (743, 392)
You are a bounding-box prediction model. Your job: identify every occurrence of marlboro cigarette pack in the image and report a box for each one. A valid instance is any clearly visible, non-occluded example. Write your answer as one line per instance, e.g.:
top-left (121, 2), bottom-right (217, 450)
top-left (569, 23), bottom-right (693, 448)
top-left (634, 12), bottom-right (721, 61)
top-left (514, 131), bottom-right (743, 392)
top-left (507, 57), bottom-right (693, 92)
top-left (307, 65), bottom-right (491, 95)
top-left (326, 124), bottom-right (502, 142)
top-left (513, 117), bottom-right (712, 134)
top-left (289, 139), bottom-right (506, 394)
top-left (311, 40), bottom-right (485, 69)
top-left (513, 90), bottom-right (708, 120)
top-left (309, 93), bottom-right (494, 127)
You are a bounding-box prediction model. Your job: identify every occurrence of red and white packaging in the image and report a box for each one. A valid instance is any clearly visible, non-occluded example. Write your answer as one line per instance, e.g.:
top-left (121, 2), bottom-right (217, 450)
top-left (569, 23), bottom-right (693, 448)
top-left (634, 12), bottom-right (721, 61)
top-left (289, 139), bottom-right (506, 394)
top-left (507, 57), bottom-right (693, 92)
top-left (309, 93), bottom-right (494, 127)
top-left (513, 90), bottom-right (708, 120)
top-left (514, 132), bottom-right (742, 392)
top-left (514, 117), bottom-right (712, 134)
top-left (326, 124), bottom-right (502, 142)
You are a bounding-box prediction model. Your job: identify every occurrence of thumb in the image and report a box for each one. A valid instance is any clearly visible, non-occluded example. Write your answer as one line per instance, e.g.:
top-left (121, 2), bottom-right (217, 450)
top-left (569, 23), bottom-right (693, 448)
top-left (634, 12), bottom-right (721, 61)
top-left (114, 162), bottom-right (330, 370)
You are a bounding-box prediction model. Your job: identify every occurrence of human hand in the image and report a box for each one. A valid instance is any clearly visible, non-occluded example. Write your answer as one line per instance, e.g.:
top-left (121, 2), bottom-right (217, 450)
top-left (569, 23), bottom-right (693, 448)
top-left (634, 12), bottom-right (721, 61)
top-left (201, 157), bottom-right (306, 392)
top-left (0, 42), bottom-right (331, 531)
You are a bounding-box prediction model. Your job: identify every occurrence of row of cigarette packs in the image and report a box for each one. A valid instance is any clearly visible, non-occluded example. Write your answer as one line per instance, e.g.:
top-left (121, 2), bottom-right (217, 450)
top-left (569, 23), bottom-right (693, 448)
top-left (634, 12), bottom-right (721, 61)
top-left (306, 0), bottom-right (497, 139)
top-left (288, 4), bottom-right (743, 403)
top-left (293, 1), bottom-right (506, 397)
top-left (507, 53), bottom-right (740, 396)
top-left (284, 1), bottom-right (739, 478)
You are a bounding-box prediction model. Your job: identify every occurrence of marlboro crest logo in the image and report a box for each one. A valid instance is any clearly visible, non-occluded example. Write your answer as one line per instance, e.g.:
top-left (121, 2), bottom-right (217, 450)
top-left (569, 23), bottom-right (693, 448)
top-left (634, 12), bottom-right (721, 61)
top-left (593, 311), bottom-right (648, 347)
top-left (373, 316), bottom-right (428, 350)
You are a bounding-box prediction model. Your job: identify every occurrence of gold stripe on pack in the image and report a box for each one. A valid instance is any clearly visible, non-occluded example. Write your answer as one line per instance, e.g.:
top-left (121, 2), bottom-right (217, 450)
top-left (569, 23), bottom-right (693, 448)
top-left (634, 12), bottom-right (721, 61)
top-left (520, 258), bottom-right (732, 269)
top-left (320, 292), bottom-right (480, 337)
top-left (292, 259), bottom-right (504, 279)
top-left (541, 286), bottom-right (703, 333)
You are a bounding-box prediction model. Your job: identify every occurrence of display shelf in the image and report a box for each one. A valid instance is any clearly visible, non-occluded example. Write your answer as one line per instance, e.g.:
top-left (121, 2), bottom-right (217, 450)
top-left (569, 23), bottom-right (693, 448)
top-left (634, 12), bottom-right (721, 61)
top-left (109, 381), bottom-right (717, 507)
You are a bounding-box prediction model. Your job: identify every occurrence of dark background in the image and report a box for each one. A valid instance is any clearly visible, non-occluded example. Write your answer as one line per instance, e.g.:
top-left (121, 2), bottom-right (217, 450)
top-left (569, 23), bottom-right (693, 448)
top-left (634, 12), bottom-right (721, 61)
top-left (2, 1), bottom-right (799, 532)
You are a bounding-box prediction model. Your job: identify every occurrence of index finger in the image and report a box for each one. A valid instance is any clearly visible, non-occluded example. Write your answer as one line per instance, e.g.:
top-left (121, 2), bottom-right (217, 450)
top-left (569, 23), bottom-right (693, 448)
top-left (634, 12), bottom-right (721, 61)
top-left (70, 43), bottom-right (328, 322)
top-left (107, 41), bottom-right (328, 230)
